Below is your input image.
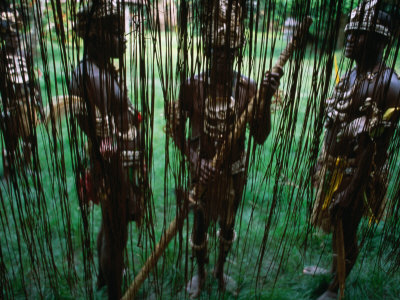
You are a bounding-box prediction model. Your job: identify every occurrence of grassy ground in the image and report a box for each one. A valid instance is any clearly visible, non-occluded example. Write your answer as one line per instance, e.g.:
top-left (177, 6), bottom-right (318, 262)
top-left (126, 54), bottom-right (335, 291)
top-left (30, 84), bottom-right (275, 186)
top-left (1, 23), bottom-right (400, 300)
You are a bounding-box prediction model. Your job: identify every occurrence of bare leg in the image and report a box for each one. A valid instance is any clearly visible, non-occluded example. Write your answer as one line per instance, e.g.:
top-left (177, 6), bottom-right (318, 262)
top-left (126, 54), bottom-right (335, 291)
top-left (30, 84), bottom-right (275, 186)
top-left (2, 149), bottom-right (11, 178)
top-left (2, 135), bottom-right (18, 178)
top-left (187, 205), bottom-right (209, 299)
top-left (214, 175), bottom-right (242, 294)
top-left (214, 224), bottom-right (236, 290)
top-left (1, 113), bottom-right (19, 178)
top-left (97, 160), bottom-right (129, 299)
top-left (318, 200), bottom-right (363, 300)
top-left (97, 212), bottom-right (128, 299)
top-left (22, 136), bottom-right (34, 167)
top-left (327, 219), bottom-right (359, 293)
top-left (96, 223), bottom-right (106, 290)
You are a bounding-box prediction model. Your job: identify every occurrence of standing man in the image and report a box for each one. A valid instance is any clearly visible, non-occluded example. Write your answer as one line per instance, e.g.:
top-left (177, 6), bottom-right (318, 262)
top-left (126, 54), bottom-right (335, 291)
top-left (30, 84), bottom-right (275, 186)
top-left (311, 1), bottom-right (400, 299)
top-left (0, 2), bottom-right (43, 177)
top-left (170, 0), bottom-right (282, 297)
top-left (69, 1), bottom-right (145, 298)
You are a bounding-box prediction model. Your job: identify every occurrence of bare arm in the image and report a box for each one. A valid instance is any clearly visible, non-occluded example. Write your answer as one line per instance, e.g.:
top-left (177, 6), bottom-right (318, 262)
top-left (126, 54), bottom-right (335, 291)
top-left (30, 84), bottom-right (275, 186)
top-left (249, 68), bottom-right (283, 144)
top-left (170, 80), bottom-right (197, 164)
top-left (97, 70), bottom-right (132, 133)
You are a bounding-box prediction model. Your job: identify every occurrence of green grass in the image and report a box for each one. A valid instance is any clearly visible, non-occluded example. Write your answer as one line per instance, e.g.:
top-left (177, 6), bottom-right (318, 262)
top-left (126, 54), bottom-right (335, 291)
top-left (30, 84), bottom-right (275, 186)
top-left (1, 25), bottom-right (400, 300)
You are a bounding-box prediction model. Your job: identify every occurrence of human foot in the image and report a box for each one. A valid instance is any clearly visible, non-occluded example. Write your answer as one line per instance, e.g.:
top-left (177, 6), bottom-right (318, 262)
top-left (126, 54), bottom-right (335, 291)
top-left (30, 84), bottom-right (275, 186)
top-left (213, 269), bottom-right (238, 296)
top-left (186, 272), bottom-right (206, 299)
top-left (316, 290), bottom-right (338, 300)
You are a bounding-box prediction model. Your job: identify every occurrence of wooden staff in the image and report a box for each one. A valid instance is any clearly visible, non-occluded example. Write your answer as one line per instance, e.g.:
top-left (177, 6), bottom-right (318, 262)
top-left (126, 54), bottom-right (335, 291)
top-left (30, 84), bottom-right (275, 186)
top-left (336, 219), bottom-right (346, 300)
top-left (43, 95), bottom-right (88, 127)
top-left (122, 16), bottom-right (313, 300)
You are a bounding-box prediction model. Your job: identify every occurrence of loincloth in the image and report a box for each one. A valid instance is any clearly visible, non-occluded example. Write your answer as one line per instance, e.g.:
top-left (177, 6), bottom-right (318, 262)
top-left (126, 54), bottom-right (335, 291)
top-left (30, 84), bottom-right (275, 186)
top-left (84, 128), bottom-right (144, 223)
top-left (197, 156), bottom-right (245, 224)
top-left (312, 154), bottom-right (387, 232)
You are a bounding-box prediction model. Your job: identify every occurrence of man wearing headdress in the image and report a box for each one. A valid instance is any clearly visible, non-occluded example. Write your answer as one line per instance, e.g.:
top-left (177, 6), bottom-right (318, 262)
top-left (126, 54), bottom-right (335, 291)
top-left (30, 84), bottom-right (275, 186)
top-left (0, 2), bottom-right (43, 177)
top-left (170, 0), bottom-right (282, 297)
top-left (69, 1), bottom-right (145, 298)
top-left (310, 1), bottom-right (400, 299)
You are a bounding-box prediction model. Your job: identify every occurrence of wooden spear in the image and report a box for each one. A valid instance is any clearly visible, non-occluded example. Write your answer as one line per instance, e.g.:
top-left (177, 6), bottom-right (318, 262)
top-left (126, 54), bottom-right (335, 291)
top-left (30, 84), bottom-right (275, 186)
top-left (121, 16), bottom-right (313, 300)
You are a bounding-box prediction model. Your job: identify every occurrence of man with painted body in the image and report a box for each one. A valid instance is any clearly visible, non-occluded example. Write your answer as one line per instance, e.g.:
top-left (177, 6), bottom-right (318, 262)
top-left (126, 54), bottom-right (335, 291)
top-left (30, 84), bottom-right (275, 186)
top-left (69, 2), bottom-right (145, 298)
top-left (171, 0), bottom-right (282, 297)
top-left (0, 3), bottom-right (43, 177)
top-left (311, 1), bottom-right (400, 299)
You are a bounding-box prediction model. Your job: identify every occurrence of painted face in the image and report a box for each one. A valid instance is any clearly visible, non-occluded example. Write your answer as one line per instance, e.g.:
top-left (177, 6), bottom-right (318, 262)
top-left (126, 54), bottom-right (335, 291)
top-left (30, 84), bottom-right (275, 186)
top-left (211, 47), bottom-right (237, 72)
top-left (344, 29), bottom-right (386, 61)
top-left (102, 29), bottom-right (126, 59)
top-left (344, 30), bottom-right (368, 60)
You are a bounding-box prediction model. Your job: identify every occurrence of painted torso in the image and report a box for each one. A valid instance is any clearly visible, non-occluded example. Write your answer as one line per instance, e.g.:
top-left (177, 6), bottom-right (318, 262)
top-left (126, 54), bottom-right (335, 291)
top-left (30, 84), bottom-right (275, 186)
top-left (181, 72), bottom-right (257, 164)
top-left (324, 67), bottom-right (400, 168)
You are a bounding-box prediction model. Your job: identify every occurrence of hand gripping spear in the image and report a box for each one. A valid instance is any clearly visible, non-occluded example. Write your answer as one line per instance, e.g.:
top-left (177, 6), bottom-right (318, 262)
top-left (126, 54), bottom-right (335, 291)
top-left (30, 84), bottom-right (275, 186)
top-left (122, 16), bottom-right (313, 300)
